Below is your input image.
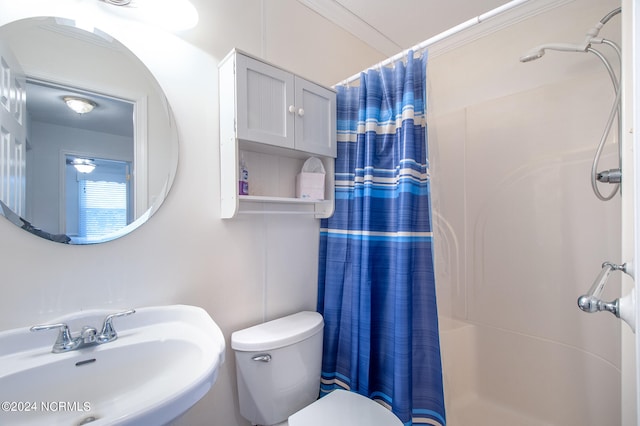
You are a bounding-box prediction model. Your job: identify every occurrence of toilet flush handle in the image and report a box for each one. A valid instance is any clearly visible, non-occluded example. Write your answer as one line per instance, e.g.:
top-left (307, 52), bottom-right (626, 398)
top-left (252, 353), bottom-right (272, 363)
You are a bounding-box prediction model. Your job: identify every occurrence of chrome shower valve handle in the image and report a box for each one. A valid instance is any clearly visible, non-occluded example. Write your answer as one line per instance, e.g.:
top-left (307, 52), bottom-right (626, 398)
top-left (577, 262), bottom-right (635, 331)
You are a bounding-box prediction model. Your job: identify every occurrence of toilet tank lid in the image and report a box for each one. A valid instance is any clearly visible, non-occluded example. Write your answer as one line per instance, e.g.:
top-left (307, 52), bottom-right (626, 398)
top-left (231, 311), bottom-right (324, 351)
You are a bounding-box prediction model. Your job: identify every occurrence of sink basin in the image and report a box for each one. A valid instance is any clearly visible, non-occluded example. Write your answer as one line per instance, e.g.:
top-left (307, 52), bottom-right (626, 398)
top-left (0, 305), bottom-right (225, 426)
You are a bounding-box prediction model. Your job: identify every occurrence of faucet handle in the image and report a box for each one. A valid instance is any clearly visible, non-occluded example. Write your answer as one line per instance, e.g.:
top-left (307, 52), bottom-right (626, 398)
top-left (30, 323), bottom-right (80, 353)
top-left (98, 309), bottom-right (135, 343)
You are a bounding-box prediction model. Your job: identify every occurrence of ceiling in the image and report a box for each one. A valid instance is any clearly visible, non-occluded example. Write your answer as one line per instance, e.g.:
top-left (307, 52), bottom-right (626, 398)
top-left (182, 0), bottom-right (516, 58)
top-left (295, 0), bottom-right (513, 56)
top-left (25, 0), bottom-right (514, 136)
top-left (15, 20), bottom-right (136, 138)
top-left (26, 80), bottom-right (134, 138)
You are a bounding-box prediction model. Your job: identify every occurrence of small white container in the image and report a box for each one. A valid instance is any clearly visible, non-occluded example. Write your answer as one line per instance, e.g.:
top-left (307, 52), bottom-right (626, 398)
top-left (296, 157), bottom-right (325, 200)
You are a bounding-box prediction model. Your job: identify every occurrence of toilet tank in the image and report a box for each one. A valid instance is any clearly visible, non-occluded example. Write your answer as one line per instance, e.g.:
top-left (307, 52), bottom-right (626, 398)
top-left (231, 311), bottom-right (324, 426)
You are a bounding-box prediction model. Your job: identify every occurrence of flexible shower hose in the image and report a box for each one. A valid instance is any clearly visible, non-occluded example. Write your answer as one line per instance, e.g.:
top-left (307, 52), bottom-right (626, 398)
top-left (589, 39), bottom-right (621, 201)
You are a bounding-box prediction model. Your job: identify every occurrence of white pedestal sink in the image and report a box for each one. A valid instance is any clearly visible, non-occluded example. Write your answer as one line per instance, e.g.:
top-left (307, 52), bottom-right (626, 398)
top-left (0, 305), bottom-right (225, 425)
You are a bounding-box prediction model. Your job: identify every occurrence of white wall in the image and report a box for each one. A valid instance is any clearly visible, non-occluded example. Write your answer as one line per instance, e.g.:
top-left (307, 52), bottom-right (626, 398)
top-left (430, 0), bottom-right (625, 422)
top-left (0, 1), bottom-right (383, 426)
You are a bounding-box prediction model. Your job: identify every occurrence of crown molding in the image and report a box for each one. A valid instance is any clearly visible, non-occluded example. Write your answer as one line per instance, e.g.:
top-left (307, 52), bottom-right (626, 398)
top-left (297, 0), bottom-right (402, 56)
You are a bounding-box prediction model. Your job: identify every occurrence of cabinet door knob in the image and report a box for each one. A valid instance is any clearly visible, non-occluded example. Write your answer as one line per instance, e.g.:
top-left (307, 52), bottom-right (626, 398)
top-left (297, 108), bottom-right (305, 117)
top-left (288, 105), bottom-right (296, 114)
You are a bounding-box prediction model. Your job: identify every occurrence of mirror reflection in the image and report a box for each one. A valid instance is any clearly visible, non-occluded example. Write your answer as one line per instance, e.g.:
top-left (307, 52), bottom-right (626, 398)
top-left (0, 17), bottom-right (178, 244)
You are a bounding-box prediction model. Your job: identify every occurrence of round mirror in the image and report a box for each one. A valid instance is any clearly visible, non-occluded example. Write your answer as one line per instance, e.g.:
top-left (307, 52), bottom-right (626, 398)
top-left (0, 17), bottom-right (178, 244)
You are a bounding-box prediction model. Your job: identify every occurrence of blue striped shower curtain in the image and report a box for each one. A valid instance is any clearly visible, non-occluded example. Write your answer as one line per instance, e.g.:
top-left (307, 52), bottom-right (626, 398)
top-left (317, 51), bottom-right (445, 426)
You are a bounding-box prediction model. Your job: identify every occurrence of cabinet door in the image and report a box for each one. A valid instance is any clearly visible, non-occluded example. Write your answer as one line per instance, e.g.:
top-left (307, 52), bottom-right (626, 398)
top-left (294, 76), bottom-right (336, 158)
top-left (235, 53), bottom-right (295, 149)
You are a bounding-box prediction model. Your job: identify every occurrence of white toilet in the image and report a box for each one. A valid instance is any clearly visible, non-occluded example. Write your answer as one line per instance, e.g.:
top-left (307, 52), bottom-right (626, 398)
top-left (231, 311), bottom-right (403, 426)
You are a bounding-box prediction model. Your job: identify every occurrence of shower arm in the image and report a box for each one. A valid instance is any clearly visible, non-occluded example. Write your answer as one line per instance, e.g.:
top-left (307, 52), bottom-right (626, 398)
top-left (585, 7), bottom-right (622, 41)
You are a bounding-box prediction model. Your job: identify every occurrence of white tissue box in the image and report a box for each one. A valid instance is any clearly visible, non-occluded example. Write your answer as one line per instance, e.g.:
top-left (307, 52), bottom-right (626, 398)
top-left (296, 172), bottom-right (325, 200)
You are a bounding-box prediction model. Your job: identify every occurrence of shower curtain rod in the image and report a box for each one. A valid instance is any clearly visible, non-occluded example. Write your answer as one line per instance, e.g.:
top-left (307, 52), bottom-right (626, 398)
top-left (337, 0), bottom-right (531, 86)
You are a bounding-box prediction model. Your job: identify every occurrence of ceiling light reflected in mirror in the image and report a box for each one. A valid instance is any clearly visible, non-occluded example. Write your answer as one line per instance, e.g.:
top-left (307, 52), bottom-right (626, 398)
top-left (69, 158), bottom-right (97, 173)
top-left (63, 96), bottom-right (97, 114)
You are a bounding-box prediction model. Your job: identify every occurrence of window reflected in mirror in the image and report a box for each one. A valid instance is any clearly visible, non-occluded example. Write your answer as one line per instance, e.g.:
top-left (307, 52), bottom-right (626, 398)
top-left (65, 156), bottom-right (132, 244)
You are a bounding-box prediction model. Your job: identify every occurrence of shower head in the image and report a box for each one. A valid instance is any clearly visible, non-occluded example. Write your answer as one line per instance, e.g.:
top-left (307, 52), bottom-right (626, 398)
top-left (522, 8), bottom-right (621, 63)
top-left (520, 49), bottom-right (544, 63)
top-left (519, 42), bottom-right (589, 63)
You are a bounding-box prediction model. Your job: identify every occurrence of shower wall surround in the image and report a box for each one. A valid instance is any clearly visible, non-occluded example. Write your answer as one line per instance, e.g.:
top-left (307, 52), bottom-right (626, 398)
top-left (430, 0), bottom-right (624, 423)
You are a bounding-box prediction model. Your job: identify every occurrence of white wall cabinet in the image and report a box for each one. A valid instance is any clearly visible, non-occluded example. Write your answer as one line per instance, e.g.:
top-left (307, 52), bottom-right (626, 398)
top-left (219, 49), bottom-right (336, 219)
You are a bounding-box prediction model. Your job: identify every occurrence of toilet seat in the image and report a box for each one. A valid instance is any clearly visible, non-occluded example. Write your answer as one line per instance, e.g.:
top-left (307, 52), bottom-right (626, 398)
top-left (288, 389), bottom-right (403, 426)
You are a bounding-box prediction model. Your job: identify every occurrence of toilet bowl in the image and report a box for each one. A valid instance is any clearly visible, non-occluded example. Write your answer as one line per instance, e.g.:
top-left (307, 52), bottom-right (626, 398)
top-left (231, 311), bottom-right (402, 426)
top-left (289, 388), bottom-right (402, 426)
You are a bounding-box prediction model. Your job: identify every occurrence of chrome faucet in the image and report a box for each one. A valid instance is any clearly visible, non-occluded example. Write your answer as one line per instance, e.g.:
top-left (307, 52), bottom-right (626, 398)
top-left (31, 309), bottom-right (135, 353)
